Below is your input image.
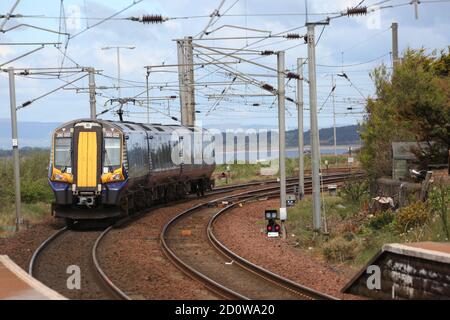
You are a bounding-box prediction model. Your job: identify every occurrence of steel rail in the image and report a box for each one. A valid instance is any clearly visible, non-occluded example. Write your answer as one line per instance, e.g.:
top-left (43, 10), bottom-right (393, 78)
top-left (28, 226), bottom-right (67, 276)
top-left (161, 172), bottom-right (358, 300)
top-left (207, 195), bottom-right (337, 300)
top-left (92, 226), bottom-right (132, 300)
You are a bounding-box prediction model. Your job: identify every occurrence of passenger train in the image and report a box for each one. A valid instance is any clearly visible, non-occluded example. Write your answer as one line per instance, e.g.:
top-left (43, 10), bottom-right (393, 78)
top-left (48, 119), bottom-right (215, 227)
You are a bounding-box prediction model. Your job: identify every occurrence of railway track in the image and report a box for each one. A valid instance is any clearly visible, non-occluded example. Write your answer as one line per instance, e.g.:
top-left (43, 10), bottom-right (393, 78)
top-left (28, 171), bottom-right (361, 300)
top-left (26, 177), bottom-right (267, 300)
top-left (161, 172), bottom-right (360, 300)
top-left (28, 224), bottom-right (132, 300)
top-left (212, 167), bottom-right (361, 193)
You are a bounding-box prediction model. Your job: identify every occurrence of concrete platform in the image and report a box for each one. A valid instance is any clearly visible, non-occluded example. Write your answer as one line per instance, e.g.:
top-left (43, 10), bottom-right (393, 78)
top-left (0, 255), bottom-right (66, 300)
top-left (342, 242), bottom-right (450, 299)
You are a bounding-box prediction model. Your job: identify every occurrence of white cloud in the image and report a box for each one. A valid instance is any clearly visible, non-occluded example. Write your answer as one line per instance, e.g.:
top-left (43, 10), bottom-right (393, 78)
top-left (0, 0), bottom-right (448, 129)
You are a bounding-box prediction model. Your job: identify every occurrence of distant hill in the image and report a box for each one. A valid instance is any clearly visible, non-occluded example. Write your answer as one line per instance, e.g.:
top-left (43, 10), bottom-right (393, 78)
top-left (0, 119), bottom-right (60, 149)
top-left (0, 119), bottom-right (360, 150)
top-left (286, 125), bottom-right (360, 148)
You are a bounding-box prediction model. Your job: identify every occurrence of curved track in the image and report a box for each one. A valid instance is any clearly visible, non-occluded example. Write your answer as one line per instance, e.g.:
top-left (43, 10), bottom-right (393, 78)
top-left (29, 224), bottom-right (132, 300)
top-left (161, 173), bottom-right (360, 300)
top-left (29, 171), bottom-right (361, 300)
top-left (26, 177), bottom-right (267, 300)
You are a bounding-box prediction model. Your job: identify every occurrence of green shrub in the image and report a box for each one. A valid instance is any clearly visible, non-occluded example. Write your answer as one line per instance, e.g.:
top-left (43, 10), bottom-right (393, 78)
top-left (322, 236), bottom-right (360, 262)
top-left (395, 202), bottom-right (430, 233)
top-left (367, 211), bottom-right (395, 230)
top-left (0, 150), bottom-right (51, 204)
top-left (339, 177), bottom-right (369, 204)
top-left (21, 178), bottom-right (53, 203)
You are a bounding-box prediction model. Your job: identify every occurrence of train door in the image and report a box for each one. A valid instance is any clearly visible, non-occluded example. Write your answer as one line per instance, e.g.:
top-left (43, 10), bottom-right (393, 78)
top-left (73, 123), bottom-right (102, 192)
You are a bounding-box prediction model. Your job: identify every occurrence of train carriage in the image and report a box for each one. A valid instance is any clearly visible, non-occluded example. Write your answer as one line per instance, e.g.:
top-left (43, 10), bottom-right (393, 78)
top-left (48, 119), bottom-right (215, 226)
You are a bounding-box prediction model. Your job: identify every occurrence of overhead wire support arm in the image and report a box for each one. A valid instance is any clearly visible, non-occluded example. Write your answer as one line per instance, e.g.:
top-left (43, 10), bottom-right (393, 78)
top-left (194, 43), bottom-right (302, 79)
top-left (191, 33), bottom-right (306, 41)
top-left (16, 73), bottom-right (88, 110)
top-left (0, 0), bottom-right (21, 31)
top-left (0, 42), bottom-right (62, 46)
top-left (193, 49), bottom-right (298, 104)
top-left (196, 0), bottom-right (226, 39)
top-left (144, 61), bottom-right (241, 69)
top-left (193, 42), bottom-right (278, 72)
top-left (0, 45), bottom-right (44, 68)
top-left (1, 23), bottom-right (70, 36)
top-left (203, 24), bottom-right (272, 36)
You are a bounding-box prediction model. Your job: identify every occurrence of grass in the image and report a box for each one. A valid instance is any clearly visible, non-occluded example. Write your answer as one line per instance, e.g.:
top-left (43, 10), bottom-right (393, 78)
top-left (0, 150), bottom-right (53, 237)
top-left (0, 202), bottom-right (50, 237)
top-left (285, 187), bottom-right (450, 267)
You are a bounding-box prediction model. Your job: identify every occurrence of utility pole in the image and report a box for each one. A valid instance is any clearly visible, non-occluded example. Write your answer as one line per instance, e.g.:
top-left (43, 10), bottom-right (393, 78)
top-left (185, 36), bottom-right (196, 127)
top-left (116, 47), bottom-right (121, 97)
top-left (8, 67), bottom-right (22, 232)
top-left (146, 69), bottom-right (150, 123)
top-left (177, 37), bottom-right (196, 127)
top-left (88, 68), bottom-right (96, 119)
top-left (101, 46), bottom-right (135, 98)
top-left (307, 23), bottom-right (323, 232)
top-left (332, 74), bottom-right (337, 157)
top-left (413, 0), bottom-right (419, 19)
top-left (277, 51), bottom-right (287, 238)
top-left (296, 58), bottom-right (304, 200)
top-left (177, 38), bottom-right (188, 126)
top-left (392, 22), bottom-right (399, 69)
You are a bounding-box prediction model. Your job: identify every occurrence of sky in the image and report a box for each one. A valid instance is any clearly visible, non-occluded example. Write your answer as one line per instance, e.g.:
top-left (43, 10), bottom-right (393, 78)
top-left (0, 0), bottom-right (449, 132)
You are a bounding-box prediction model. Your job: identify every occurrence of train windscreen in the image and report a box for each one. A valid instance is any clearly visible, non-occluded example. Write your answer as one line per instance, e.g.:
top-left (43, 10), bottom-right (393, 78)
top-left (54, 137), bottom-right (71, 168)
top-left (104, 138), bottom-right (121, 167)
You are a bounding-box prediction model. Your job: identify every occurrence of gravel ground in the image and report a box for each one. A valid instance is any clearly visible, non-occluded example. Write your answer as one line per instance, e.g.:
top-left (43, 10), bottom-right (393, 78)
top-left (97, 196), bottom-right (229, 300)
top-left (0, 218), bottom-right (65, 270)
top-left (165, 206), bottom-right (310, 299)
top-left (0, 187), bottom-right (360, 300)
top-left (31, 229), bottom-right (118, 300)
top-left (213, 198), bottom-right (361, 300)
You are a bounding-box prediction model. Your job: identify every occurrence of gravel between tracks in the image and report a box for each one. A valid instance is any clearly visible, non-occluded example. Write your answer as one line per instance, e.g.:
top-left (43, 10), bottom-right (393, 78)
top-left (97, 196), bottom-right (229, 300)
top-left (0, 184), bottom-right (359, 300)
top-left (213, 198), bottom-right (361, 300)
top-left (32, 229), bottom-right (115, 300)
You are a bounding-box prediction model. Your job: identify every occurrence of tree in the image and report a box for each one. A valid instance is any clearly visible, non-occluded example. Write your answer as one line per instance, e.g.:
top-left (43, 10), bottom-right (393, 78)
top-left (359, 48), bottom-right (450, 177)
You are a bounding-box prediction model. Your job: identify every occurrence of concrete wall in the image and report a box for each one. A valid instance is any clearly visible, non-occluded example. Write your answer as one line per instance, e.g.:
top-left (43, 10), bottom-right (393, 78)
top-left (343, 248), bottom-right (450, 299)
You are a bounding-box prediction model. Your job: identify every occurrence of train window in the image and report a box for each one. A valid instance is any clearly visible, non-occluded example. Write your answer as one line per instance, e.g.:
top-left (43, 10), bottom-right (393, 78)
top-left (54, 138), bottom-right (71, 168)
top-left (154, 127), bottom-right (164, 132)
top-left (125, 124), bottom-right (135, 131)
top-left (104, 138), bottom-right (121, 167)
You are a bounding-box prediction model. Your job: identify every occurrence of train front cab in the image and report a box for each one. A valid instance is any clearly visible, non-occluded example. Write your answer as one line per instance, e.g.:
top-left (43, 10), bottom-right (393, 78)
top-left (49, 121), bottom-right (127, 221)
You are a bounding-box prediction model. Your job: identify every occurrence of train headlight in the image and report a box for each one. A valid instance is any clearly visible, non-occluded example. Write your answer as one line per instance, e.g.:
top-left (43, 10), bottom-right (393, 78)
top-left (51, 168), bottom-right (73, 183)
top-left (101, 168), bottom-right (124, 184)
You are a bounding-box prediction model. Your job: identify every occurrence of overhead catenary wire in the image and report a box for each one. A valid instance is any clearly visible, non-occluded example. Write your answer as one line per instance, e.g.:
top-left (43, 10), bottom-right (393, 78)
top-left (16, 73), bottom-right (89, 109)
top-left (69, 0), bottom-right (143, 40)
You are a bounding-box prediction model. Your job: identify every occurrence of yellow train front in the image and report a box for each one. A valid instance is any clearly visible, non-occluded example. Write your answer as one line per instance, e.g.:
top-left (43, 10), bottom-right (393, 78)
top-left (48, 119), bottom-right (215, 227)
